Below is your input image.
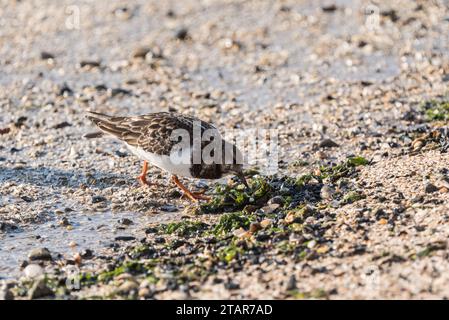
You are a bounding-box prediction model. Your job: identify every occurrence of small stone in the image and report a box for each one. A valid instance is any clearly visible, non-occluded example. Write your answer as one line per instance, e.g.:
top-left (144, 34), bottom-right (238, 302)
top-left (118, 280), bottom-right (139, 294)
top-left (161, 205), bottom-right (178, 212)
top-left (80, 249), bottom-right (94, 259)
top-left (439, 187), bottom-right (449, 193)
top-left (29, 279), bottom-right (54, 299)
top-left (79, 60), bottom-right (101, 68)
top-left (260, 203), bottom-right (280, 214)
top-left (145, 227), bottom-right (158, 234)
top-left (243, 205), bottom-right (258, 213)
top-left (118, 218), bottom-right (133, 225)
top-left (320, 185), bottom-right (335, 200)
top-left (175, 27), bottom-right (189, 40)
top-left (307, 240), bottom-right (317, 249)
top-left (58, 83), bottom-right (73, 96)
top-left (28, 248), bottom-right (52, 261)
top-left (322, 4), bottom-right (337, 12)
top-left (232, 228), bottom-right (249, 238)
top-left (40, 51), bottom-right (54, 60)
top-left (24, 264), bottom-right (44, 278)
top-left (412, 139), bottom-right (424, 151)
top-left (132, 46), bottom-right (151, 59)
top-left (285, 275), bottom-right (297, 291)
top-left (138, 287), bottom-right (151, 298)
top-left (59, 217), bottom-right (70, 226)
top-left (91, 195), bottom-right (107, 204)
top-left (319, 139), bottom-right (339, 148)
top-left (425, 183), bottom-right (438, 193)
top-left (114, 7), bottom-right (132, 20)
top-left (109, 88), bottom-right (132, 97)
top-left (267, 196), bottom-right (285, 205)
top-left (315, 151), bottom-right (327, 159)
top-left (115, 236), bottom-right (136, 241)
top-left (379, 218), bottom-right (388, 225)
top-left (260, 219), bottom-right (272, 228)
top-left (249, 222), bottom-right (262, 233)
top-left (317, 245), bottom-right (329, 254)
top-left (53, 121), bottom-right (71, 129)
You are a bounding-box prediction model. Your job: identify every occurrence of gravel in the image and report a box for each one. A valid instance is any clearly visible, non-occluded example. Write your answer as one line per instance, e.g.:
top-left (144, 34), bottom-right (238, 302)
top-left (1, 0), bottom-right (449, 300)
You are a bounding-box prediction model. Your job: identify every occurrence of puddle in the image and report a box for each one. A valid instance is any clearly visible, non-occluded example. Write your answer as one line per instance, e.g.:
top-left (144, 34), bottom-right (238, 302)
top-left (0, 210), bottom-right (184, 279)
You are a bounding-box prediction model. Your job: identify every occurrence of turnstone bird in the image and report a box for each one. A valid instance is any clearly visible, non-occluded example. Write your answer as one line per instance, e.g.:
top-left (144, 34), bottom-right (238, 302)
top-left (86, 111), bottom-right (248, 201)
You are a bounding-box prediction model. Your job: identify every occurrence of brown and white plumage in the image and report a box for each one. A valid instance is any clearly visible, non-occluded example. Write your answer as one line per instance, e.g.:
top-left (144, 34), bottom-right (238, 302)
top-left (86, 111), bottom-right (247, 201)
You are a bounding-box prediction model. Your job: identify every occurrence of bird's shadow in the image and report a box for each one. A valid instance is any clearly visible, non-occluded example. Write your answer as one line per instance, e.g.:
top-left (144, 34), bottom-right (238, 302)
top-left (0, 165), bottom-right (132, 189)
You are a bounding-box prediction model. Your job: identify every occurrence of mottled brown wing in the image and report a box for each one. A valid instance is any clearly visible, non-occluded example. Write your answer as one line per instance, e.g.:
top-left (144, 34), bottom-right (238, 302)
top-left (136, 112), bottom-right (220, 155)
top-left (87, 111), bottom-right (219, 156)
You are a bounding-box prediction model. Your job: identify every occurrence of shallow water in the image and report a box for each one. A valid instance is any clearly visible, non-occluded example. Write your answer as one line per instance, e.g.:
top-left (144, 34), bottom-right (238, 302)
top-left (0, 210), bottom-right (183, 279)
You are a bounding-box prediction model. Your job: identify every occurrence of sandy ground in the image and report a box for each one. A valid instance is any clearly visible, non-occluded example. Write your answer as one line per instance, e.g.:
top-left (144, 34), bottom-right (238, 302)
top-left (1, 0), bottom-right (449, 299)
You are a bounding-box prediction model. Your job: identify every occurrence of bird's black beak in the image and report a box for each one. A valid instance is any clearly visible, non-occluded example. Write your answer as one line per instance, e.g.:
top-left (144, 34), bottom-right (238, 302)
top-left (237, 172), bottom-right (249, 189)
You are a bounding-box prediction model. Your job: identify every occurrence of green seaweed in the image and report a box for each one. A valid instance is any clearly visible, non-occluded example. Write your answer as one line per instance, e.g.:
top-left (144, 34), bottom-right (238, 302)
top-left (198, 177), bottom-right (272, 214)
top-left (342, 191), bottom-right (366, 204)
top-left (213, 212), bottom-right (254, 236)
top-left (216, 242), bottom-right (244, 263)
top-left (288, 288), bottom-right (328, 299)
top-left (319, 156), bottom-right (368, 182)
top-left (159, 220), bottom-right (209, 237)
top-left (421, 99), bottom-right (449, 121)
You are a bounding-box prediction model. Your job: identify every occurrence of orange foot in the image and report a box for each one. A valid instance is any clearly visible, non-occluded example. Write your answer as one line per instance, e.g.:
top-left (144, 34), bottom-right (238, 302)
top-left (137, 160), bottom-right (154, 187)
top-left (171, 175), bottom-right (211, 202)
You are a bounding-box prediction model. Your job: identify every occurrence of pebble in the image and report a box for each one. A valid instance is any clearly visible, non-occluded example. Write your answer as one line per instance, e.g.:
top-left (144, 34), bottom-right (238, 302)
top-left (249, 222), bottom-right (262, 233)
top-left (175, 27), bottom-right (189, 40)
top-left (285, 275), bottom-right (297, 291)
top-left (138, 287), bottom-right (151, 298)
top-left (40, 51), bottom-right (54, 60)
top-left (425, 183), bottom-right (438, 193)
top-left (260, 203), bottom-right (280, 214)
top-left (91, 195), bottom-right (107, 204)
top-left (80, 249), bottom-right (94, 259)
top-left (28, 248), bottom-right (52, 261)
top-left (260, 219), bottom-right (272, 229)
top-left (115, 236), bottom-right (136, 241)
top-left (307, 240), bottom-right (317, 249)
top-left (53, 121), bottom-right (71, 129)
top-left (161, 205), bottom-right (178, 212)
top-left (79, 60), bottom-right (101, 68)
top-left (268, 196), bottom-right (285, 205)
top-left (24, 264), bottom-right (44, 278)
top-left (59, 217), bottom-right (70, 226)
top-left (118, 218), bottom-right (133, 226)
top-left (132, 46), bottom-right (151, 59)
top-left (118, 280), bottom-right (139, 294)
top-left (321, 4), bottom-right (337, 12)
top-left (319, 138), bottom-right (339, 148)
top-left (320, 185), bottom-right (335, 200)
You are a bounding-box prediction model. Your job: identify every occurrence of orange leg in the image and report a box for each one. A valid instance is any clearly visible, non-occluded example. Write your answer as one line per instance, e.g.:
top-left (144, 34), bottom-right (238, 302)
top-left (137, 160), bottom-right (151, 187)
top-left (171, 175), bottom-right (210, 202)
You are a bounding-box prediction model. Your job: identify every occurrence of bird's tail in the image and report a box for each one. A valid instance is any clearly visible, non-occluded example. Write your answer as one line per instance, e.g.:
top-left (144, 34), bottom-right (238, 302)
top-left (86, 110), bottom-right (113, 124)
top-left (84, 111), bottom-right (114, 138)
top-left (85, 110), bottom-right (131, 139)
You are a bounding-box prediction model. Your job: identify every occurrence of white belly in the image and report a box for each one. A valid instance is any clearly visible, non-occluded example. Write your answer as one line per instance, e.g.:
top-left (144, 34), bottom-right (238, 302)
top-left (127, 145), bottom-right (193, 178)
